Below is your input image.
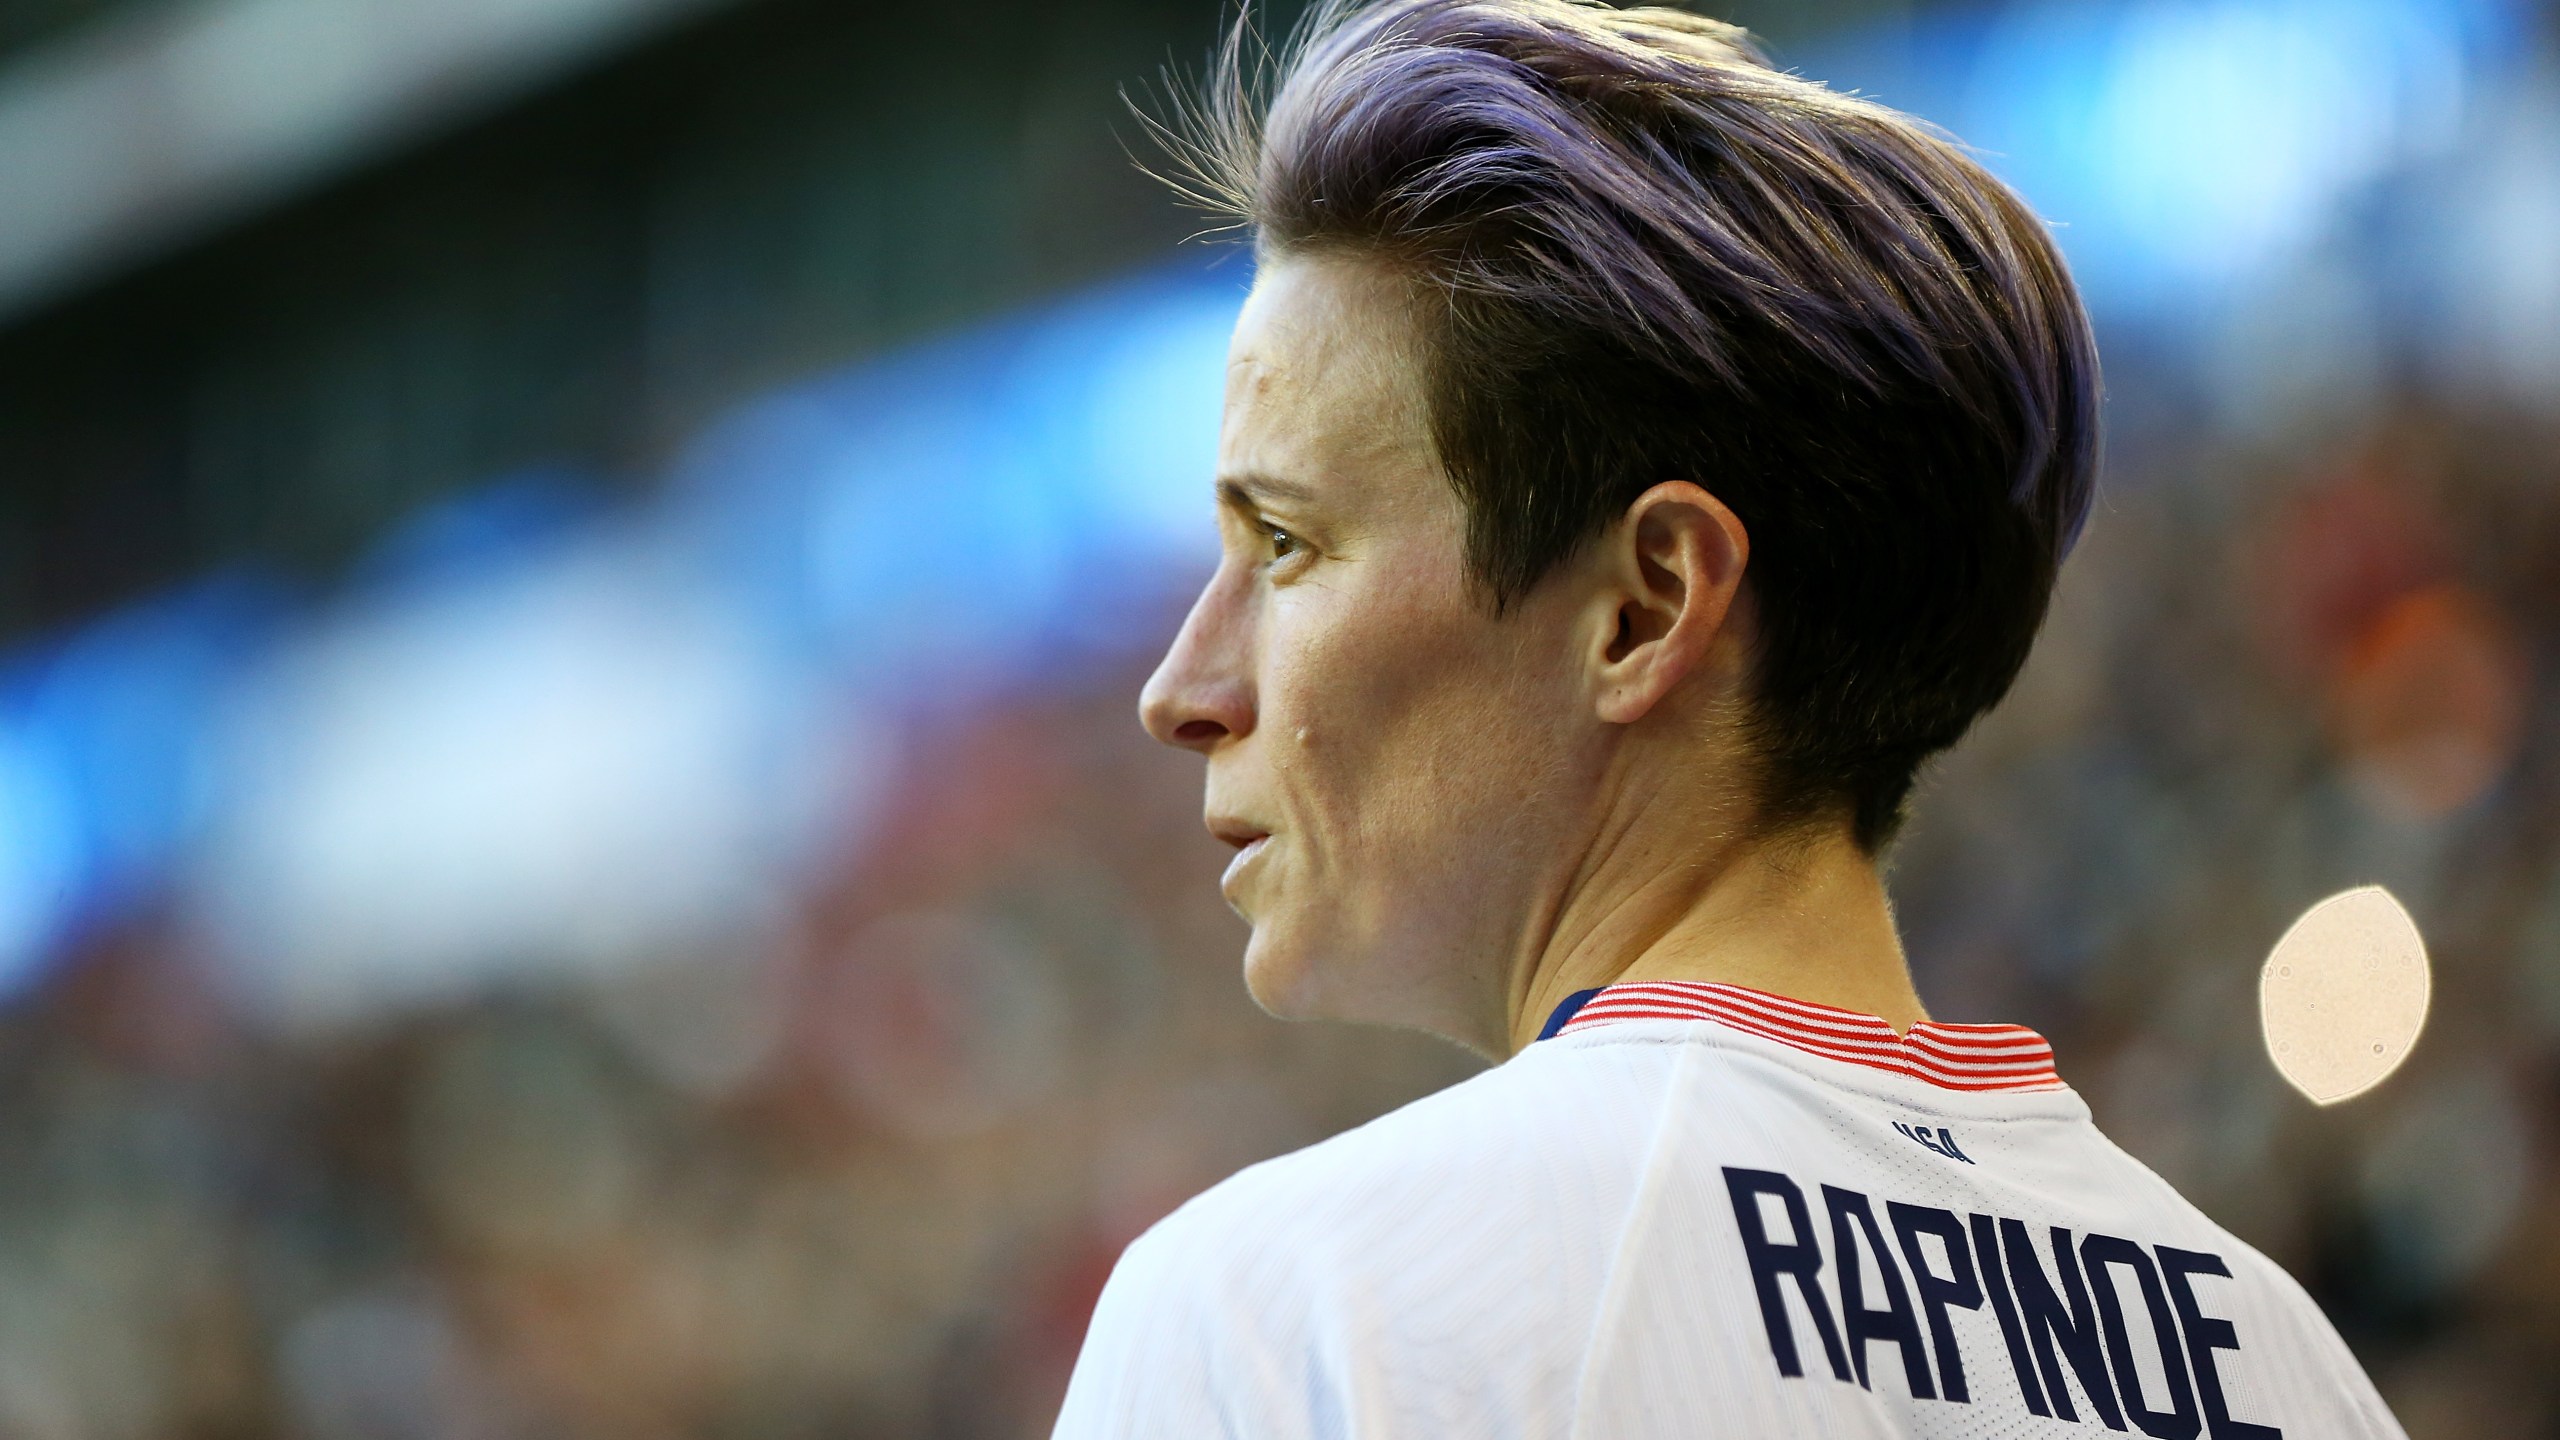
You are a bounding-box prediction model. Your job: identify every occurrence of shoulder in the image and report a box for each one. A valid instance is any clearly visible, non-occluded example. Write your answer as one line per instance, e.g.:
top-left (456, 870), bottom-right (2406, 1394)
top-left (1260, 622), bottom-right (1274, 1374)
top-left (2207, 1231), bottom-right (2409, 1436)
top-left (1054, 1039), bottom-right (1698, 1439)
top-left (2071, 1132), bottom-right (2407, 1437)
top-left (1152, 1035), bottom-right (1688, 1274)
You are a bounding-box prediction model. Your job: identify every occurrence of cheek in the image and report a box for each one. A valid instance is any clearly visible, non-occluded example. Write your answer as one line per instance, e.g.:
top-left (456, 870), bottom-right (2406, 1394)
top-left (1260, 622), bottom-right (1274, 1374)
top-left (1262, 562), bottom-right (1558, 851)
top-left (1266, 561), bottom-right (1446, 744)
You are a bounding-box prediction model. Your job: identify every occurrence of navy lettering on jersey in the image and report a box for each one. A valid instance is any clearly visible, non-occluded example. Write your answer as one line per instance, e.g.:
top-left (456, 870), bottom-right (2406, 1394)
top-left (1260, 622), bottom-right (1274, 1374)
top-left (1889, 1203), bottom-right (1984, 1402)
top-left (2159, 1247), bottom-right (2284, 1440)
top-left (1823, 1186), bottom-right (1935, 1398)
top-left (2084, 1234), bottom-right (2202, 1439)
top-left (2002, 1219), bottom-right (2127, 1431)
top-left (1729, 1172), bottom-right (2278, 1435)
top-left (1724, 1168), bottom-right (1852, 1381)
top-left (1972, 1211), bottom-right (2051, 1416)
top-left (1893, 1122), bottom-right (1975, 1163)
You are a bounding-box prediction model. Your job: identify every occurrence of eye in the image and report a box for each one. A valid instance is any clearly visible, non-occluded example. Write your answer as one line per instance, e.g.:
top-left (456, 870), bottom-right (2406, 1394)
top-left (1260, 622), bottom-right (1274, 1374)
top-left (1266, 525), bottom-right (1302, 560)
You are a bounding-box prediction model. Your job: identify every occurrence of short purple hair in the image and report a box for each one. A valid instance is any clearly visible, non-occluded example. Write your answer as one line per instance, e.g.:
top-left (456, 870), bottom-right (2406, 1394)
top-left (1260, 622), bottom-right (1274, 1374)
top-left (1154, 0), bottom-right (2101, 849)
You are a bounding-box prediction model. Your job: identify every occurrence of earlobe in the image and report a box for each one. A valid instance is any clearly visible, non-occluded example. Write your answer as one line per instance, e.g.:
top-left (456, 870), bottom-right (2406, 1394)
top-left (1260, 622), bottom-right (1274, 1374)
top-left (1590, 482), bottom-right (1748, 726)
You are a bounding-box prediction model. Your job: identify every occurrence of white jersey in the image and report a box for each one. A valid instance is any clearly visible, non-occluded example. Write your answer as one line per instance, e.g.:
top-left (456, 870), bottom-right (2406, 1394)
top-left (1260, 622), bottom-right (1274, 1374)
top-left (1055, 980), bottom-right (2403, 1439)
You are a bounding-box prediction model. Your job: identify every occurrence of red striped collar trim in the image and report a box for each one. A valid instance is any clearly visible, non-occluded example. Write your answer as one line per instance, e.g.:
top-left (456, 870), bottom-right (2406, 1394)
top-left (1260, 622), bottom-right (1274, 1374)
top-left (1549, 981), bottom-right (2065, 1093)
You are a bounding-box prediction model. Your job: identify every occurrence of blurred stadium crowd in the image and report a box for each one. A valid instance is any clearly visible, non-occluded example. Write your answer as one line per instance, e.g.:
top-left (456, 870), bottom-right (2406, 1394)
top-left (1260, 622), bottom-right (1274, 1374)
top-left (0, 0), bottom-right (2557, 1435)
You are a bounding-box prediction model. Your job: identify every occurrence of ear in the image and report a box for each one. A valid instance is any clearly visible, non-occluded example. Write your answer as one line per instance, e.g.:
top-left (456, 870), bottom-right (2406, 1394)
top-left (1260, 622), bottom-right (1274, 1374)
top-left (1587, 481), bottom-right (1750, 725)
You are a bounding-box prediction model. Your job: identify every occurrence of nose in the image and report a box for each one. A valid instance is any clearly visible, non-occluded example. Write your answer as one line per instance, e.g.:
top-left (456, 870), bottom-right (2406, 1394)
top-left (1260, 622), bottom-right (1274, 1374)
top-left (1140, 567), bottom-right (1256, 753)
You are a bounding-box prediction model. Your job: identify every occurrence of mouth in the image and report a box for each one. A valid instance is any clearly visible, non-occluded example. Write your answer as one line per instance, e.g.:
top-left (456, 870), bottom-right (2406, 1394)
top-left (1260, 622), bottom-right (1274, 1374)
top-left (1208, 819), bottom-right (1272, 893)
top-left (1208, 817), bottom-right (1269, 851)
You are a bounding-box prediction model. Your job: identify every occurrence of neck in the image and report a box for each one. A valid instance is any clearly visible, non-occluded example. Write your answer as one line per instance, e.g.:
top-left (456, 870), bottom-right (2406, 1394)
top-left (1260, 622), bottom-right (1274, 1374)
top-left (1503, 806), bottom-right (1926, 1056)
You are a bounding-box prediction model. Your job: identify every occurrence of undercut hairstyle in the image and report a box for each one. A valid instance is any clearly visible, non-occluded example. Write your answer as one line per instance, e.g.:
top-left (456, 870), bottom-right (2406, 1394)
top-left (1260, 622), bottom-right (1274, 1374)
top-left (1151, 0), bottom-right (2102, 850)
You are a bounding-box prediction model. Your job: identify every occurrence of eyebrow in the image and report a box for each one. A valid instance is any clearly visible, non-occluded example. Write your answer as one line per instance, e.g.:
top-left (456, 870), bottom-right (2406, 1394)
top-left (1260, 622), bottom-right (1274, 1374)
top-left (1216, 471), bottom-right (1321, 513)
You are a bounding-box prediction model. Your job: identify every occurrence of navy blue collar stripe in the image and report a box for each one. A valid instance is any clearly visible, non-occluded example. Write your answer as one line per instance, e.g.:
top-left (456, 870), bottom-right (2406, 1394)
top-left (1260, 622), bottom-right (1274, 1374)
top-left (1534, 988), bottom-right (1603, 1042)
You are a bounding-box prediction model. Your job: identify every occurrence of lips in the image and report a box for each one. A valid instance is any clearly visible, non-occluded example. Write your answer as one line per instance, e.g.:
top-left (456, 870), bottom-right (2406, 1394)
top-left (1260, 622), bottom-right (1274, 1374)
top-left (1220, 834), bottom-right (1271, 894)
top-left (1208, 818), bottom-right (1272, 895)
top-left (1208, 818), bottom-right (1269, 851)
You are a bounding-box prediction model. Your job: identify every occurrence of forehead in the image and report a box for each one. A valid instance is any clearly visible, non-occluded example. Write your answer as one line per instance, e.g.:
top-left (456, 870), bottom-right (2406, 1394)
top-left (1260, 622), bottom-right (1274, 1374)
top-left (1222, 254), bottom-right (1437, 498)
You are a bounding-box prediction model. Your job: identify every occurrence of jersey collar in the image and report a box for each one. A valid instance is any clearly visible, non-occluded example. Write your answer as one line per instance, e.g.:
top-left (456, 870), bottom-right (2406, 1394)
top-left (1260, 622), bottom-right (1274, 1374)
top-left (1536, 980), bottom-right (2063, 1093)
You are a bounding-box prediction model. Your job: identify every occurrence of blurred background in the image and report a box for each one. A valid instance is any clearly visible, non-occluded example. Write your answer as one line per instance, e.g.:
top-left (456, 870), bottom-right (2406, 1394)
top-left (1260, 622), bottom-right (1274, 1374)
top-left (0, 0), bottom-right (2555, 1433)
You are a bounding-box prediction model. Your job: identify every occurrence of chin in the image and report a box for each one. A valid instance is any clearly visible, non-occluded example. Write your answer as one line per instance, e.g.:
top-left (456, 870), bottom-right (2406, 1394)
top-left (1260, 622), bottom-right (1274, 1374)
top-left (1238, 929), bottom-right (1312, 1018)
top-left (1242, 919), bottom-right (1434, 1033)
top-left (1243, 911), bottom-right (1495, 1053)
top-left (1238, 925), bottom-right (1341, 1021)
